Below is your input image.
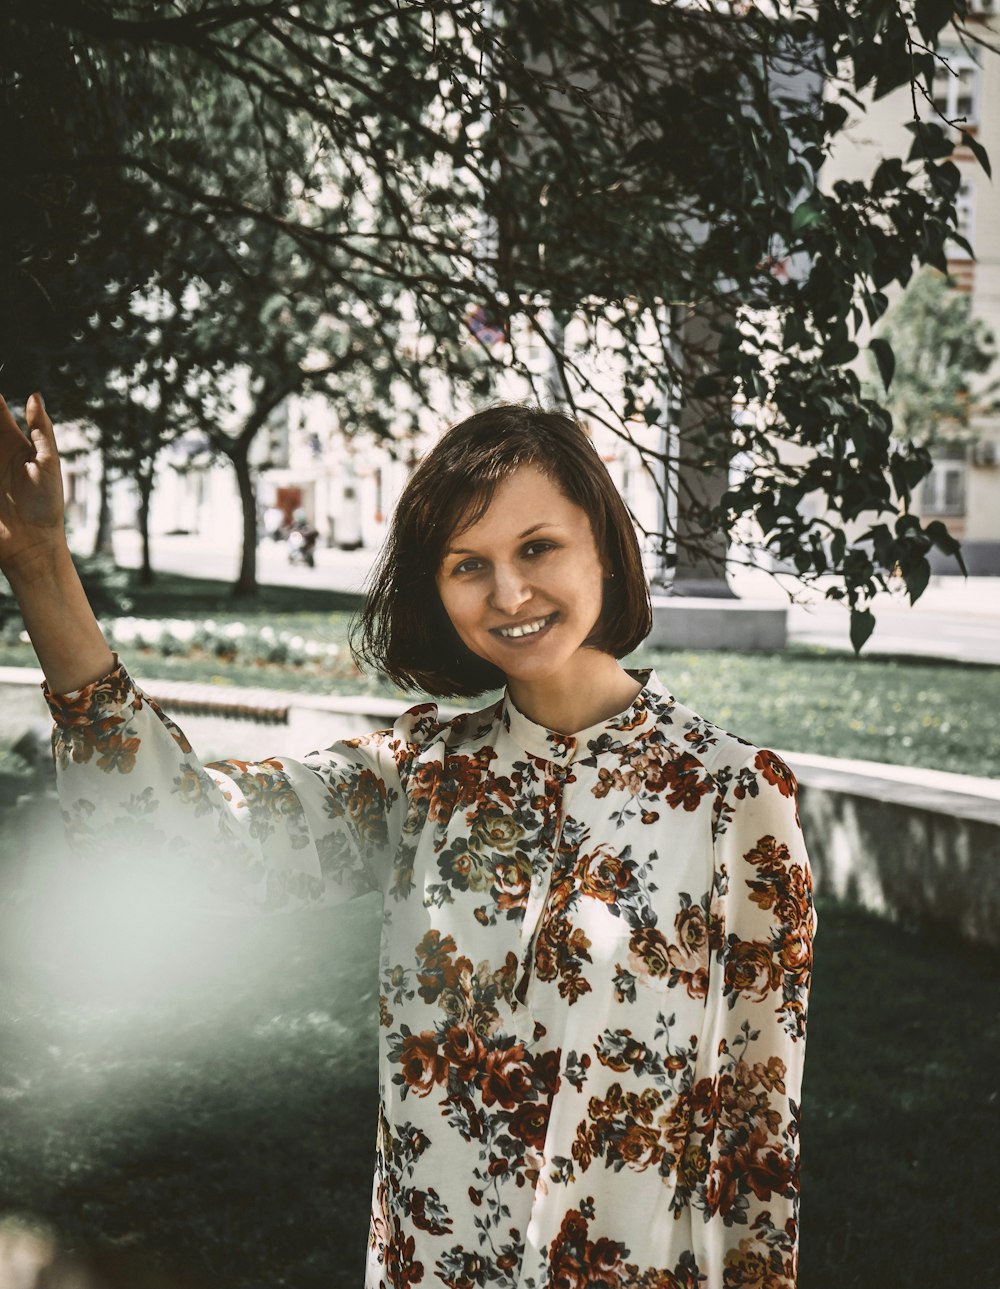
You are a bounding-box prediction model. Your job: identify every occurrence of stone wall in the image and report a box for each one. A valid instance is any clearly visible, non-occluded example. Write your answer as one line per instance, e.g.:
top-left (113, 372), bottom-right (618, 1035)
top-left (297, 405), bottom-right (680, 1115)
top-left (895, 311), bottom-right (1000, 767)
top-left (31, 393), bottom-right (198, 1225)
top-left (786, 752), bottom-right (1000, 949)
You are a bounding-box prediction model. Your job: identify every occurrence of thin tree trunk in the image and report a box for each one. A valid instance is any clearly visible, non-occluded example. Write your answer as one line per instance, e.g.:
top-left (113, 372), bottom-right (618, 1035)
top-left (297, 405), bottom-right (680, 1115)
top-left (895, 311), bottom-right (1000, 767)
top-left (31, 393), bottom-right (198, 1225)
top-left (136, 466), bottom-right (155, 586)
top-left (230, 447), bottom-right (259, 598)
top-left (91, 448), bottom-right (116, 559)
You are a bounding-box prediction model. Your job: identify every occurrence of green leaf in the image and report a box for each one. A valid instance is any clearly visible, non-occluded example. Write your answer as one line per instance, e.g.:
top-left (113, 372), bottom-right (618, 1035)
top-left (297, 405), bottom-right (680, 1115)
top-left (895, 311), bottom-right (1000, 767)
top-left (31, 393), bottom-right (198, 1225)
top-left (902, 556), bottom-right (931, 604)
top-left (906, 121), bottom-right (955, 162)
top-left (961, 131), bottom-right (992, 181)
top-left (914, 0), bottom-right (955, 44)
top-left (925, 520), bottom-right (969, 575)
top-left (791, 198), bottom-right (825, 233)
top-left (850, 608), bottom-right (876, 654)
top-left (870, 337), bottom-right (895, 391)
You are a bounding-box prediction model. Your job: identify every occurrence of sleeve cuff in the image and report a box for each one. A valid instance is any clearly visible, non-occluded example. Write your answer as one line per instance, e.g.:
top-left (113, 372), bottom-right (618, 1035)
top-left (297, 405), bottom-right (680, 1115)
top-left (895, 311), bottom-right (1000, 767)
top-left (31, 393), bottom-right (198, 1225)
top-left (42, 653), bottom-right (138, 726)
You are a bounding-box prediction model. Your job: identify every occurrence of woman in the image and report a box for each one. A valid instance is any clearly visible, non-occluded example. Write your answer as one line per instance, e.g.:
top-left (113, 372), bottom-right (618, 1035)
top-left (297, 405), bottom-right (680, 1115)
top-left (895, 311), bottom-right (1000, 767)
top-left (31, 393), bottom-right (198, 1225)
top-left (0, 395), bottom-right (814, 1289)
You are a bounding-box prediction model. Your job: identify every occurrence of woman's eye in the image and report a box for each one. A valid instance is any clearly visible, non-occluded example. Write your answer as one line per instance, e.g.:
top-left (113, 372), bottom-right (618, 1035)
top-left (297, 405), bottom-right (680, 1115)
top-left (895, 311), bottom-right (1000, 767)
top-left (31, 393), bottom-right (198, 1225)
top-left (453, 559), bottom-right (483, 575)
top-left (524, 541), bottom-right (555, 558)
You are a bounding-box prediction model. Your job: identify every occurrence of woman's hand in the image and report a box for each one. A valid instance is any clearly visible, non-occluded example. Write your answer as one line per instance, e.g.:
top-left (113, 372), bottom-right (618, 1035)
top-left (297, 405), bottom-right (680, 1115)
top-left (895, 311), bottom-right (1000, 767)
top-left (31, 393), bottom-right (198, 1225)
top-left (0, 392), bottom-right (66, 576)
top-left (0, 392), bottom-right (114, 692)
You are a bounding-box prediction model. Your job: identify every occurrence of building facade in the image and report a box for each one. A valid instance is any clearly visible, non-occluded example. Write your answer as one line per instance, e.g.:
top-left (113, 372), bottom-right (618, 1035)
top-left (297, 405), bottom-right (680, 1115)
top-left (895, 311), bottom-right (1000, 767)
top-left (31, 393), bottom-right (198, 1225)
top-left (822, 5), bottom-right (1000, 573)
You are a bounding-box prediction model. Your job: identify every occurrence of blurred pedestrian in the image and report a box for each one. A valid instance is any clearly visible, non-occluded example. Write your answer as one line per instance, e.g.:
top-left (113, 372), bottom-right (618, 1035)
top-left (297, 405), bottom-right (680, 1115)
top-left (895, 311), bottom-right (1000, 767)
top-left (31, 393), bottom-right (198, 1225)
top-left (262, 503), bottom-right (285, 543)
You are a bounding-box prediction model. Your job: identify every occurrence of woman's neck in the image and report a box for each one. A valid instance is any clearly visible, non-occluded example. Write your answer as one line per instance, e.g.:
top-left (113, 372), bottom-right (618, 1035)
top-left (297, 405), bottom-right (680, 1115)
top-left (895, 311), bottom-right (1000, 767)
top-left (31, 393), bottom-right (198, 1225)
top-left (506, 656), bottom-right (644, 736)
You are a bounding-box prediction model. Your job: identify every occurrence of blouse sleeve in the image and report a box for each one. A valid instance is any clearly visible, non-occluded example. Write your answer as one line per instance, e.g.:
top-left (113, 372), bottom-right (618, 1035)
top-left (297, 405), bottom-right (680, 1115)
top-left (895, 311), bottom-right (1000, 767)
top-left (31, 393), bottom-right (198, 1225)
top-left (44, 658), bottom-right (412, 915)
top-left (689, 747), bottom-right (815, 1287)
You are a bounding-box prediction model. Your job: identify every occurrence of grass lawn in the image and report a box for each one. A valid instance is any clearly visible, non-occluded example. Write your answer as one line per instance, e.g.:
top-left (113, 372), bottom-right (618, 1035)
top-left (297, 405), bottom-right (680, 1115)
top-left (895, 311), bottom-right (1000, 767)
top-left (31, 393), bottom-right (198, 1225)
top-left (1, 796), bottom-right (997, 1289)
top-left (3, 565), bottom-right (999, 776)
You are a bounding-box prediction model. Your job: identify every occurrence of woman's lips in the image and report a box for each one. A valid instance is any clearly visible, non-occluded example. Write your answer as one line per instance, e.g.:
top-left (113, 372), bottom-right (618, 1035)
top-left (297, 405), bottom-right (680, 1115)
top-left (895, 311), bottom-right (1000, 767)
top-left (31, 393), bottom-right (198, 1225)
top-left (491, 612), bottom-right (558, 642)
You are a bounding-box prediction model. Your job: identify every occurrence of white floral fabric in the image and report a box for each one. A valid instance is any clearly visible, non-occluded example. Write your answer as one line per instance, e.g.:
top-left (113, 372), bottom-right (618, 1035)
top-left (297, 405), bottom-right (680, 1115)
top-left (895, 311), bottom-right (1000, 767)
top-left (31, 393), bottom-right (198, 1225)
top-left (46, 662), bottom-right (814, 1289)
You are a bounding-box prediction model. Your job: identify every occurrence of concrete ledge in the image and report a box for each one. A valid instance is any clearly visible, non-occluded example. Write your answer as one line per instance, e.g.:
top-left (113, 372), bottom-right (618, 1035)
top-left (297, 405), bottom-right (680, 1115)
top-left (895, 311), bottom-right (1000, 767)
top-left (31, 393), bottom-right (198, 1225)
top-left (0, 667), bottom-right (457, 764)
top-left (649, 596), bottom-right (787, 651)
top-left (783, 750), bottom-right (1000, 950)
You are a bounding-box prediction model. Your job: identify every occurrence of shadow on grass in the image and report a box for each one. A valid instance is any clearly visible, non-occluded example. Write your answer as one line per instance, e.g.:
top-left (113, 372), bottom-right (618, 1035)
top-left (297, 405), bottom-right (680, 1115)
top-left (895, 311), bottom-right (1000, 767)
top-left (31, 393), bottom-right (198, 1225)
top-left (800, 901), bottom-right (1000, 1287)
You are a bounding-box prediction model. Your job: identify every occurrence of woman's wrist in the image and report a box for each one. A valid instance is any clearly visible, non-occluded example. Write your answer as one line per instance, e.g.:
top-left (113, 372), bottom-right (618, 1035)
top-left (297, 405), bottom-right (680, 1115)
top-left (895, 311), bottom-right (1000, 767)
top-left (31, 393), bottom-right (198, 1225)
top-left (5, 540), bottom-right (116, 694)
top-left (1, 534), bottom-right (75, 590)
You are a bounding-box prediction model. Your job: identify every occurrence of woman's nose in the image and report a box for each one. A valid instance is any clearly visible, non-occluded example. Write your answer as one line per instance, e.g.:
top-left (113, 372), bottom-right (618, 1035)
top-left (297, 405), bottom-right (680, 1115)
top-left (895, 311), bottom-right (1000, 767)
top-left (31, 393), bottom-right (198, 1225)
top-left (489, 566), bottom-right (531, 616)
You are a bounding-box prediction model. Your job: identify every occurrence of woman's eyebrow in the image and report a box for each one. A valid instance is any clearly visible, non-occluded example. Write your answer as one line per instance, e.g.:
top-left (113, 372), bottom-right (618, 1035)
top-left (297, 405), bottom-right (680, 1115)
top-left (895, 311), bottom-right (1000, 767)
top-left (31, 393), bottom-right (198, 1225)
top-left (446, 522), bottom-right (559, 556)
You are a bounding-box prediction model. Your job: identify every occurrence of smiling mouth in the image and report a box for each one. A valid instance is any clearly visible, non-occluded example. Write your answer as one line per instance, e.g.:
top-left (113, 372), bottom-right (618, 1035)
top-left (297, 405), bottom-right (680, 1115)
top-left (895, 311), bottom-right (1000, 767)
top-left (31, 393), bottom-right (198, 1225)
top-left (493, 613), bottom-right (557, 640)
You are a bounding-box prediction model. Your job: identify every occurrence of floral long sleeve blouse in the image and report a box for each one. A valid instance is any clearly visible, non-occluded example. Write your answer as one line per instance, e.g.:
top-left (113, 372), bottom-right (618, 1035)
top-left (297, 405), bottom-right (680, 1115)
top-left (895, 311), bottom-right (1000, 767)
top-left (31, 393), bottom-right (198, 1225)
top-left (46, 662), bottom-right (814, 1289)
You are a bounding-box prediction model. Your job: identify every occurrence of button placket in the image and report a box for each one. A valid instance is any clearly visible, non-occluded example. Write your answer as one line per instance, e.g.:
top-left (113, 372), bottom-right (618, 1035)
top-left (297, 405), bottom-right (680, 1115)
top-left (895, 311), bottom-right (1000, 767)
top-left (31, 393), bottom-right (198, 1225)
top-left (514, 760), bottom-right (570, 1009)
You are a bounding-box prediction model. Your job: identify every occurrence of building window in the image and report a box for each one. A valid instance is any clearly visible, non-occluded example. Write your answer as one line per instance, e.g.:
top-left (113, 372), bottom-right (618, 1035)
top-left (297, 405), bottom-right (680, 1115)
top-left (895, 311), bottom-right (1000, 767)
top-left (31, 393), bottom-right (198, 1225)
top-left (920, 458), bottom-right (967, 516)
top-left (932, 46), bottom-right (981, 126)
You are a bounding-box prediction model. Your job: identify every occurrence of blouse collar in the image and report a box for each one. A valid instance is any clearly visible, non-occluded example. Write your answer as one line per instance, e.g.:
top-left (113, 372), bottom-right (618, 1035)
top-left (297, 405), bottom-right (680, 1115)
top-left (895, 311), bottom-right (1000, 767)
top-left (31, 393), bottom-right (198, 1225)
top-left (499, 669), bottom-right (669, 766)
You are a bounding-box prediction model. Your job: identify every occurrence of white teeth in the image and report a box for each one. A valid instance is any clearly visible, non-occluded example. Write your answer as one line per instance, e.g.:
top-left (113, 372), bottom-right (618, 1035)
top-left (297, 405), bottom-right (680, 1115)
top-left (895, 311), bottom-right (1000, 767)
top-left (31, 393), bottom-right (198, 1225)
top-left (498, 616), bottom-right (551, 639)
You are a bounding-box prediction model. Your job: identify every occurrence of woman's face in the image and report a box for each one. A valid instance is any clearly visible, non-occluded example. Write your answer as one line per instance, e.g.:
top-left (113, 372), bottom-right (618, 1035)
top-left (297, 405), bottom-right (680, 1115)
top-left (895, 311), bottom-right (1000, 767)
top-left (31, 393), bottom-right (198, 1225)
top-left (435, 463), bottom-right (609, 691)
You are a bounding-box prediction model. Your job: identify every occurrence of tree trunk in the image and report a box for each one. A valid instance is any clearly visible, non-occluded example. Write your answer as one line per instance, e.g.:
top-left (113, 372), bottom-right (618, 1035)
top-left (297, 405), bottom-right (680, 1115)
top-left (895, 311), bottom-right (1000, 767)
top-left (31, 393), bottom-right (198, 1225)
top-left (230, 447), bottom-right (259, 598)
top-left (91, 448), bottom-right (116, 559)
top-left (135, 465), bottom-right (156, 586)
top-left (670, 305), bottom-right (737, 599)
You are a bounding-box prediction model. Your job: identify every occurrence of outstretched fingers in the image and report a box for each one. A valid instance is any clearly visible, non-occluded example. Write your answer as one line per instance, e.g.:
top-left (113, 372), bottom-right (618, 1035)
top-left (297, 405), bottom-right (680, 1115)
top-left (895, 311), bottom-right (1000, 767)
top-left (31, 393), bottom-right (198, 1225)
top-left (25, 393), bottom-right (59, 467)
top-left (0, 393), bottom-right (32, 464)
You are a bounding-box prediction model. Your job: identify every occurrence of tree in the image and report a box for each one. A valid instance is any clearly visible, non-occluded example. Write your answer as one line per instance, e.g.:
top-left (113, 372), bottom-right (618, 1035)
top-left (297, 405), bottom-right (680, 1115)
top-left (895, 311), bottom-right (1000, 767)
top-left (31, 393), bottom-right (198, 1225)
top-left (3, 0), bottom-right (995, 639)
top-left (868, 267), bottom-right (1000, 447)
top-left (116, 57), bottom-right (487, 597)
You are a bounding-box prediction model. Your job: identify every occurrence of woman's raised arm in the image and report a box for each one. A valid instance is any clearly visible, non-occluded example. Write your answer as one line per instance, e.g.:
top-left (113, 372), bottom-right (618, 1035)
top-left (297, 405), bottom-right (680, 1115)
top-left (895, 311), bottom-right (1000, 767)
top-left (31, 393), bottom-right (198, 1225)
top-left (0, 393), bottom-right (115, 693)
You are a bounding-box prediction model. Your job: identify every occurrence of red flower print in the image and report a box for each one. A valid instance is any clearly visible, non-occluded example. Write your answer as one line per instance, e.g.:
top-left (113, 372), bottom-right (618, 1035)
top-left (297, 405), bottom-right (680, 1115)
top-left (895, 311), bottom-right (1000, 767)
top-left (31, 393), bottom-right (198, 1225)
top-left (704, 1152), bottom-right (741, 1219)
top-left (658, 752), bottom-right (714, 811)
top-left (549, 1206), bottom-right (630, 1289)
top-left (384, 1232), bottom-right (424, 1289)
top-left (576, 845), bottom-right (632, 904)
top-left (724, 939), bottom-right (783, 1002)
top-left (409, 762), bottom-right (457, 823)
top-left (442, 1024), bottom-right (486, 1082)
top-left (777, 925), bottom-right (812, 985)
top-left (755, 749), bottom-right (801, 825)
top-left (755, 749), bottom-right (797, 799)
top-left (414, 930), bottom-right (472, 1003)
top-left (400, 1031), bottom-right (447, 1097)
top-left (586, 1237), bottom-right (629, 1287)
top-left (340, 767), bottom-right (389, 842)
top-left (480, 1042), bottom-right (533, 1108)
top-left (95, 731), bottom-right (141, 774)
top-left (744, 833), bottom-right (793, 885)
top-left (689, 1075), bottom-right (720, 1122)
top-left (493, 854), bottom-right (532, 913)
top-left (508, 1102), bottom-right (550, 1151)
top-left (530, 1047), bottom-right (561, 1096)
top-left (735, 1129), bottom-right (796, 1202)
top-left (617, 1123), bottom-right (663, 1170)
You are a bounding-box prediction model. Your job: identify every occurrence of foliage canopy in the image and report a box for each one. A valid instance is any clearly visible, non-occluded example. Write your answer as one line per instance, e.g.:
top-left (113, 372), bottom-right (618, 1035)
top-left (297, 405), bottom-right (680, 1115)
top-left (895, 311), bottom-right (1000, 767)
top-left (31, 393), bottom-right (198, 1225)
top-left (2, 0), bottom-right (995, 635)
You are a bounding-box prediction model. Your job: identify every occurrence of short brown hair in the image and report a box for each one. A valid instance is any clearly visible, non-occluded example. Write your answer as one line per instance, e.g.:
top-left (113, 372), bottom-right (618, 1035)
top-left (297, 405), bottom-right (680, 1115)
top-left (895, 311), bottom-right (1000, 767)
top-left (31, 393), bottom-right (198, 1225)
top-left (351, 405), bottom-right (652, 698)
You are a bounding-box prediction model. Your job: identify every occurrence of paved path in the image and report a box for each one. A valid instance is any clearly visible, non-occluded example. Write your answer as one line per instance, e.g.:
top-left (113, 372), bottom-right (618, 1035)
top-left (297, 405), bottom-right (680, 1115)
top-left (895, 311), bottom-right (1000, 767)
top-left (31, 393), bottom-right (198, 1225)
top-left (112, 531), bottom-right (1000, 665)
